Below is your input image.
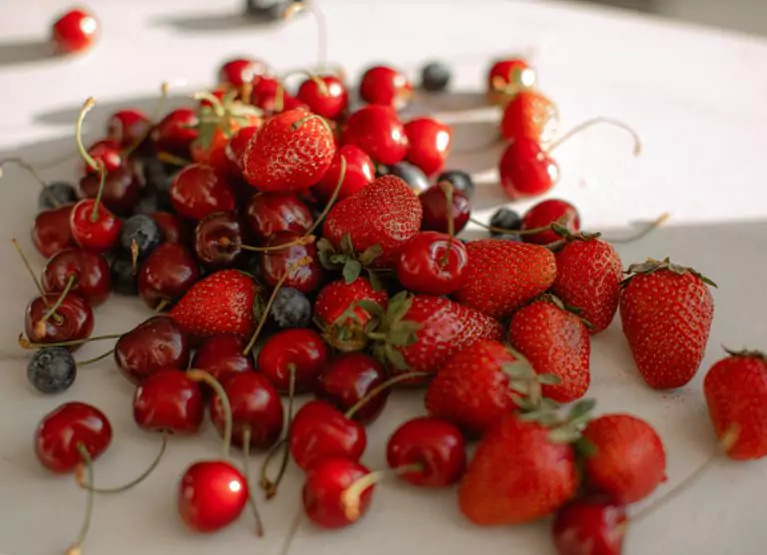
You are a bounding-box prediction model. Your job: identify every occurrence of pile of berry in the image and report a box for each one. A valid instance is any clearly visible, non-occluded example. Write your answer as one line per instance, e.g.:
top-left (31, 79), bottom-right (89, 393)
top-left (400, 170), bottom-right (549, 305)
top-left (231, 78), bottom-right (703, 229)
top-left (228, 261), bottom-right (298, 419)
top-left (9, 5), bottom-right (767, 555)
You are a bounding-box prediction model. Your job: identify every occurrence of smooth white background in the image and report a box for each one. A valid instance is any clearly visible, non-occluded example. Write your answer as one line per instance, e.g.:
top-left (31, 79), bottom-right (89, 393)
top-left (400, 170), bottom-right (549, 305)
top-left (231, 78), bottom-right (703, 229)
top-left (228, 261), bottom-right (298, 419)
top-left (1, 1), bottom-right (767, 554)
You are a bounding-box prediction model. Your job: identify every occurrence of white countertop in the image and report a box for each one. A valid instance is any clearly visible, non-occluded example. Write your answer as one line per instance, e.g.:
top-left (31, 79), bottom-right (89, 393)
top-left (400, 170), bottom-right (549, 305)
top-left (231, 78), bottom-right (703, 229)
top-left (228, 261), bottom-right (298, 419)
top-left (1, 1), bottom-right (767, 554)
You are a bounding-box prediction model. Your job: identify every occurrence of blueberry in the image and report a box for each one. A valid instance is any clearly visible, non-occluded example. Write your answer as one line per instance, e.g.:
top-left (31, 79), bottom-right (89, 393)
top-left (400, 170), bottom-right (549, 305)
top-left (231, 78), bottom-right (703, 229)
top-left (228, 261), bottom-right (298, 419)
top-left (436, 170), bottom-right (474, 199)
top-left (142, 158), bottom-right (177, 194)
top-left (421, 61), bottom-right (451, 93)
top-left (38, 181), bottom-right (78, 210)
top-left (489, 207), bottom-right (522, 236)
top-left (119, 214), bottom-right (163, 262)
top-left (271, 287), bottom-right (311, 329)
top-left (111, 255), bottom-right (139, 296)
top-left (133, 191), bottom-right (172, 215)
top-left (27, 347), bottom-right (76, 394)
top-left (386, 162), bottom-right (431, 194)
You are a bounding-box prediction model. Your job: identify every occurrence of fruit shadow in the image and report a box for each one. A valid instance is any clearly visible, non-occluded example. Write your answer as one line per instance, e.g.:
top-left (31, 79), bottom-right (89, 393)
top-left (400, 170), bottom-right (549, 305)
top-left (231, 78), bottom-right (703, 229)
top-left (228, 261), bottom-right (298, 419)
top-left (0, 38), bottom-right (53, 68)
top-left (149, 10), bottom-right (288, 34)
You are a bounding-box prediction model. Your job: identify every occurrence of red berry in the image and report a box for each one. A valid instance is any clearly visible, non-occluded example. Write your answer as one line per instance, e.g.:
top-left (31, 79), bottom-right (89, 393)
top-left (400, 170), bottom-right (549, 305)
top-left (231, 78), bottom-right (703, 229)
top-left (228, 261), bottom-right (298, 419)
top-left (404, 117), bottom-right (452, 177)
top-left (191, 334), bottom-right (255, 385)
top-left (194, 212), bottom-right (244, 270)
top-left (316, 353), bottom-right (387, 424)
top-left (79, 163), bottom-right (142, 216)
top-left (243, 193), bottom-right (313, 242)
top-left (151, 108), bottom-right (199, 157)
top-left (258, 328), bottom-right (329, 393)
top-left (418, 184), bottom-right (470, 234)
top-left (138, 243), bottom-right (200, 310)
top-left (218, 58), bottom-right (266, 87)
top-left (486, 58), bottom-right (536, 106)
top-left (107, 109), bottom-right (151, 148)
top-left (260, 230), bottom-right (323, 294)
top-left (24, 293), bottom-right (94, 352)
top-left (290, 400), bottom-right (366, 470)
top-left (42, 247), bottom-right (111, 306)
top-left (51, 8), bottom-right (99, 54)
top-left (342, 105), bottom-right (409, 165)
top-left (69, 199), bottom-right (122, 254)
top-left (303, 458), bottom-right (373, 529)
top-left (178, 460), bottom-right (248, 533)
top-left (150, 211), bottom-right (188, 244)
top-left (359, 66), bottom-right (412, 109)
top-left (114, 316), bottom-right (190, 384)
top-left (297, 75), bottom-right (349, 120)
top-left (312, 144), bottom-right (375, 202)
top-left (522, 199), bottom-right (580, 245)
top-left (396, 231), bottom-right (468, 295)
top-left (133, 369), bottom-right (205, 434)
top-left (33, 204), bottom-right (76, 258)
top-left (499, 137), bottom-right (559, 200)
top-left (225, 126), bottom-right (260, 171)
top-left (170, 164), bottom-right (236, 221)
top-left (84, 139), bottom-right (123, 176)
top-left (500, 90), bottom-right (558, 145)
top-left (552, 495), bottom-right (628, 555)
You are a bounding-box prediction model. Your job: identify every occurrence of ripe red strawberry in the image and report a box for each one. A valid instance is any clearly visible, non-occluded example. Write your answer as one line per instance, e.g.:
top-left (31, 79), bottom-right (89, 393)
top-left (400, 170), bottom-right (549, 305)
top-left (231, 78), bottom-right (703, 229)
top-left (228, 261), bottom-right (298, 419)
top-left (453, 239), bottom-right (556, 319)
top-left (320, 175), bottom-right (422, 273)
top-left (369, 293), bottom-right (503, 377)
top-left (314, 277), bottom-right (389, 352)
top-left (704, 349), bottom-right (767, 460)
top-left (507, 296), bottom-right (590, 403)
top-left (620, 258), bottom-right (715, 389)
top-left (500, 89), bottom-right (558, 145)
top-left (582, 413), bottom-right (667, 503)
top-left (552, 232), bottom-right (623, 334)
top-left (242, 107), bottom-right (335, 192)
top-left (169, 270), bottom-right (261, 341)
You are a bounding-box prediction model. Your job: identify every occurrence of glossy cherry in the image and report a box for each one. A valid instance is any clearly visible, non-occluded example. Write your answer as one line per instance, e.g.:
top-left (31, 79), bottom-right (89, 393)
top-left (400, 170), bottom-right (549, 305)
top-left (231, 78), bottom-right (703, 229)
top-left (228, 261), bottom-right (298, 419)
top-left (151, 211), bottom-right (188, 244)
top-left (313, 145), bottom-right (375, 202)
top-left (191, 334), bottom-right (255, 384)
top-left (521, 199), bottom-right (580, 245)
top-left (133, 368), bottom-right (205, 434)
top-left (419, 184), bottom-right (470, 234)
top-left (342, 105), bottom-right (409, 165)
top-left (500, 90), bottom-right (559, 145)
top-left (51, 8), bottom-right (99, 54)
top-left (35, 401), bottom-right (112, 473)
top-left (486, 57), bottom-right (536, 105)
top-left (42, 248), bottom-right (111, 306)
top-left (24, 293), bottom-right (94, 352)
top-left (404, 117), bottom-right (453, 177)
top-left (244, 193), bottom-right (313, 242)
top-left (499, 137), bottom-right (560, 200)
top-left (107, 108), bottom-right (151, 148)
top-left (316, 353), bottom-right (387, 424)
top-left (359, 65), bottom-right (412, 109)
top-left (83, 139), bottom-right (123, 176)
top-left (194, 211), bottom-right (244, 269)
top-left (303, 458), bottom-right (373, 529)
top-left (225, 126), bottom-right (259, 171)
top-left (258, 328), bottom-right (329, 393)
top-left (260, 230), bottom-right (323, 294)
top-left (170, 164), bottom-right (236, 221)
top-left (138, 243), bottom-right (200, 310)
top-left (386, 417), bottom-right (466, 487)
top-left (290, 400), bottom-right (367, 470)
top-left (114, 316), bottom-right (190, 384)
top-left (151, 108), bottom-right (199, 157)
top-left (218, 57), bottom-right (266, 87)
top-left (69, 199), bottom-right (122, 253)
top-left (178, 460), bottom-right (248, 533)
top-left (79, 163), bottom-right (142, 216)
top-left (396, 231), bottom-right (468, 295)
top-left (248, 75), bottom-right (280, 110)
top-left (552, 495), bottom-right (628, 555)
top-left (297, 75), bottom-right (349, 120)
top-left (32, 204), bottom-right (76, 258)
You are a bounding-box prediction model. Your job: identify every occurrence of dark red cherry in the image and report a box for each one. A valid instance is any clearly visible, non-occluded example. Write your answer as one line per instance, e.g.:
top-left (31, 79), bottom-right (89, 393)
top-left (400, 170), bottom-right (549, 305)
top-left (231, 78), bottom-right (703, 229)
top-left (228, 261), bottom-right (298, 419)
top-left (552, 495), bottom-right (628, 555)
top-left (151, 108), bottom-right (199, 157)
top-left (290, 400), bottom-right (366, 470)
top-left (79, 163), bottom-right (142, 216)
top-left (84, 139), bottom-right (123, 176)
top-left (107, 109), bottom-right (151, 148)
top-left (133, 368), bottom-right (204, 434)
top-left (404, 117), bottom-right (452, 177)
top-left (303, 458), bottom-right (373, 529)
top-left (51, 8), bottom-right (99, 54)
top-left (316, 354), bottom-right (387, 424)
top-left (258, 328), bottom-right (329, 394)
top-left (359, 66), bottom-right (412, 110)
top-left (225, 126), bottom-right (259, 171)
top-left (313, 145), bottom-right (375, 202)
top-left (69, 199), bottom-right (122, 254)
top-left (395, 231), bottom-right (468, 295)
top-left (32, 204), bottom-right (76, 258)
top-left (178, 460), bottom-right (248, 533)
top-left (194, 212), bottom-right (243, 269)
top-left (151, 211), bottom-right (189, 244)
top-left (521, 199), bottom-right (580, 245)
top-left (342, 105), bottom-right (409, 165)
top-left (191, 334), bottom-right (255, 384)
top-left (244, 194), bottom-right (313, 242)
top-left (419, 184), bottom-right (470, 234)
top-left (297, 75), bottom-right (349, 120)
top-left (24, 293), bottom-right (94, 352)
top-left (42, 248), bottom-right (111, 306)
top-left (35, 401), bottom-right (112, 473)
top-left (138, 243), bottom-right (200, 310)
top-left (115, 316), bottom-right (190, 384)
top-left (209, 372), bottom-right (284, 450)
top-left (260, 231), bottom-right (323, 294)
top-left (248, 76), bottom-right (280, 109)
top-left (499, 137), bottom-right (559, 200)
top-left (170, 164), bottom-right (236, 221)
top-left (486, 58), bottom-right (536, 106)
top-left (386, 417), bottom-right (466, 488)
top-left (218, 57), bottom-right (266, 87)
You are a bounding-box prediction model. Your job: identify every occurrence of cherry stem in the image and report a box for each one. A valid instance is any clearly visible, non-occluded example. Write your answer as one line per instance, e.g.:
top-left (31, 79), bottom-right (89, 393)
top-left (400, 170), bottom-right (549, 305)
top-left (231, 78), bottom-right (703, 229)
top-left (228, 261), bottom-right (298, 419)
top-left (260, 363), bottom-right (296, 499)
top-left (242, 257), bottom-right (313, 356)
top-left (469, 217), bottom-right (565, 236)
top-left (74, 97), bottom-right (108, 223)
top-left (344, 371), bottom-right (429, 420)
top-left (438, 181), bottom-right (455, 266)
top-left (18, 332), bottom-right (122, 350)
top-left (602, 213), bottom-right (670, 244)
top-left (130, 239), bottom-right (140, 275)
top-left (88, 162), bottom-right (107, 223)
top-left (303, 155), bottom-right (346, 237)
top-left (193, 91), bottom-right (226, 117)
top-left (291, 113), bottom-right (333, 137)
top-left (340, 463), bottom-right (423, 521)
top-left (280, 69), bottom-right (329, 96)
top-left (241, 427), bottom-right (266, 537)
top-left (123, 82), bottom-right (170, 157)
top-left (259, 437), bottom-right (287, 498)
top-left (11, 238), bottom-right (48, 305)
top-left (76, 434), bottom-right (168, 494)
top-left (154, 298), bottom-right (170, 313)
top-left (36, 274), bottom-right (76, 336)
top-left (156, 152), bottom-right (190, 167)
top-left (78, 348), bottom-right (115, 366)
top-left (283, 1), bottom-right (327, 72)
top-left (68, 443), bottom-right (95, 555)
top-left (547, 117), bottom-right (642, 156)
top-left (0, 157), bottom-right (48, 194)
top-left (226, 234), bottom-right (317, 253)
top-left (187, 369), bottom-right (233, 458)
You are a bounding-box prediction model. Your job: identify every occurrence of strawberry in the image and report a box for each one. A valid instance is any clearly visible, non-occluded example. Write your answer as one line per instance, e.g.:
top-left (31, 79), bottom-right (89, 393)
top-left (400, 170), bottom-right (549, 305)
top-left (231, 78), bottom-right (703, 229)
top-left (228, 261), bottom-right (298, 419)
top-left (242, 107), bottom-right (335, 193)
top-left (169, 269), bottom-right (261, 341)
top-left (582, 413), bottom-right (667, 503)
top-left (320, 175), bottom-right (422, 275)
top-left (367, 293), bottom-right (503, 377)
top-left (499, 89), bottom-right (558, 145)
top-left (314, 277), bottom-right (389, 352)
top-left (507, 296), bottom-right (590, 402)
top-left (704, 348), bottom-right (767, 460)
top-left (620, 258), bottom-right (715, 389)
top-left (551, 231), bottom-right (623, 334)
top-left (453, 239), bottom-right (556, 319)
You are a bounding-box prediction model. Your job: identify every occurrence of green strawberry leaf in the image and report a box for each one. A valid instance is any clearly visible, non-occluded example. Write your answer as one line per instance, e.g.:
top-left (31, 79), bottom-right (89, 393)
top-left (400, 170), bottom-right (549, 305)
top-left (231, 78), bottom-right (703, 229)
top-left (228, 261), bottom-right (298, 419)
top-left (343, 260), bottom-right (362, 283)
top-left (387, 321), bottom-right (421, 346)
top-left (537, 373), bottom-right (562, 386)
top-left (359, 244), bottom-right (383, 266)
top-left (356, 299), bottom-right (384, 316)
top-left (340, 233), bottom-right (355, 256)
top-left (367, 269), bottom-right (384, 292)
top-left (386, 291), bottom-right (412, 324)
top-left (548, 427), bottom-right (582, 444)
top-left (502, 362), bottom-right (535, 380)
top-left (384, 343), bottom-right (409, 371)
top-left (567, 399), bottom-right (597, 427)
top-left (574, 437), bottom-right (598, 458)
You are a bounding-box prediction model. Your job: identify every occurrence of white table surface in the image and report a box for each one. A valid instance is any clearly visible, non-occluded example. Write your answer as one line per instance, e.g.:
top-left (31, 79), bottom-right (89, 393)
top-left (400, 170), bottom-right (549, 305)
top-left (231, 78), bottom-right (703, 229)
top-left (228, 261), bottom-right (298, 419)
top-left (1, 1), bottom-right (767, 554)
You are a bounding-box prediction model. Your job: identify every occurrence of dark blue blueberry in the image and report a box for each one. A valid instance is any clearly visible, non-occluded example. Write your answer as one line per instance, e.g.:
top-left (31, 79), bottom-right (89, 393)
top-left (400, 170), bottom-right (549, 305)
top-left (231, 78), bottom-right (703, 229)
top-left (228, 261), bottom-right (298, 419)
top-left (142, 158), bottom-right (177, 194)
top-left (386, 162), bottom-right (431, 194)
top-left (421, 61), bottom-right (451, 93)
top-left (436, 170), bottom-right (474, 199)
top-left (27, 347), bottom-right (76, 394)
top-left (119, 214), bottom-right (163, 262)
top-left (271, 287), bottom-right (311, 329)
top-left (110, 255), bottom-right (139, 296)
top-left (489, 207), bottom-right (522, 236)
top-left (133, 191), bottom-right (173, 215)
top-left (38, 181), bottom-right (78, 210)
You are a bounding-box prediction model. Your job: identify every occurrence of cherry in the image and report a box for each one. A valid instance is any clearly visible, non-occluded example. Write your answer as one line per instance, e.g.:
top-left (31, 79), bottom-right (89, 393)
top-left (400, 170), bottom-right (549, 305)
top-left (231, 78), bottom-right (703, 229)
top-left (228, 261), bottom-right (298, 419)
top-left (521, 199), bottom-right (580, 245)
top-left (107, 109), bottom-right (151, 149)
top-left (32, 204), bottom-right (76, 258)
top-left (486, 57), bottom-right (536, 106)
top-left (500, 90), bottom-right (559, 145)
top-left (194, 211), bottom-right (244, 269)
top-left (24, 292), bottom-right (94, 352)
top-left (404, 117), bottom-right (453, 177)
top-left (297, 74), bottom-right (349, 120)
top-left (151, 108), bottom-right (199, 157)
top-left (151, 211), bottom-right (189, 244)
top-left (303, 458), bottom-right (373, 529)
top-left (79, 162), bottom-right (142, 216)
top-left (35, 401), bottom-right (112, 473)
top-left (419, 183), bottom-right (470, 234)
top-left (225, 126), bottom-right (259, 171)
top-left (396, 231), bottom-right (468, 295)
top-left (178, 460), bottom-right (248, 533)
top-left (210, 372), bottom-right (284, 449)
top-left (133, 368), bottom-right (205, 434)
top-left (83, 139), bottom-right (123, 176)
top-left (258, 328), bottom-right (329, 394)
top-left (552, 495), bottom-right (628, 555)
top-left (342, 105), bottom-right (409, 165)
top-left (244, 193), bottom-right (313, 242)
top-left (218, 57), bottom-right (267, 87)
top-left (137, 243), bottom-right (199, 310)
top-left (260, 230), bottom-right (323, 294)
top-left (69, 199), bottom-right (122, 253)
top-left (386, 417), bottom-right (466, 487)
top-left (359, 65), bottom-right (412, 110)
top-left (115, 316), bottom-right (190, 384)
top-left (316, 353), bottom-right (387, 424)
top-left (191, 334), bottom-right (255, 384)
top-left (499, 137), bottom-right (559, 200)
top-left (313, 145), bottom-right (374, 202)
top-left (42, 247), bottom-right (112, 306)
top-left (248, 75), bottom-right (281, 110)
top-left (51, 8), bottom-right (99, 54)
top-left (170, 163), bottom-right (236, 221)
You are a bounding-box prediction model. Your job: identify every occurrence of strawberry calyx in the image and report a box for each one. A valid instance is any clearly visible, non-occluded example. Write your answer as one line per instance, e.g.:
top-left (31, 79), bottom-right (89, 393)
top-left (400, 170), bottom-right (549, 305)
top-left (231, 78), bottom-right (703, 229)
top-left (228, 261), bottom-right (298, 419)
top-left (552, 223), bottom-right (601, 242)
top-left (723, 346), bottom-right (767, 362)
top-left (519, 397), bottom-right (597, 455)
top-left (316, 298), bottom-right (385, 353)
top-left (365, 291), bottom-right (422, 371)
top-left (621, 257), bottom-right (718, 288)
top-left (526, 293), bottom-right (595, 330)
top-left (316, 234), bottom-right (384, 289)
top-left (193, 90), bottom-right (262, 152)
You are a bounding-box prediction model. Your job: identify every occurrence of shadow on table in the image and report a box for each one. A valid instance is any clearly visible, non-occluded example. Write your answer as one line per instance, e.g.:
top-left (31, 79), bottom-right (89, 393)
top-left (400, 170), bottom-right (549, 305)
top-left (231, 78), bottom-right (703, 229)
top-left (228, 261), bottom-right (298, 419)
top-left (150, 10), bottom-right (287, 34)
top-left (0, 38), bottom-right (54, 68)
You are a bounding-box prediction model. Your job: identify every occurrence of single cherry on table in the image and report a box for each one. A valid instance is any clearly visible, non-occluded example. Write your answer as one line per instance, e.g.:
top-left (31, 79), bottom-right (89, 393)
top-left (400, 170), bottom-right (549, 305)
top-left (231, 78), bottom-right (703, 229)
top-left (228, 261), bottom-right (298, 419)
top-left (552, 495), bottom-right (628, 555)
top-left (51, 7), bottom-right (99, 54)
top-left (302, 457), bottom-right (374, 529)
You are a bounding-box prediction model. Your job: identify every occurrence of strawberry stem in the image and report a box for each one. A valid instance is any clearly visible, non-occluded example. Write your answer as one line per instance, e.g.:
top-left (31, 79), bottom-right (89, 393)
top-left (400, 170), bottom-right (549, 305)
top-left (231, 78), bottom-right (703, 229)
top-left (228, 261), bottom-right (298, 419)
top-left (344, 371), bottom-right (429, 419)
top-left (547, 117), bottom-right (642, 156)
